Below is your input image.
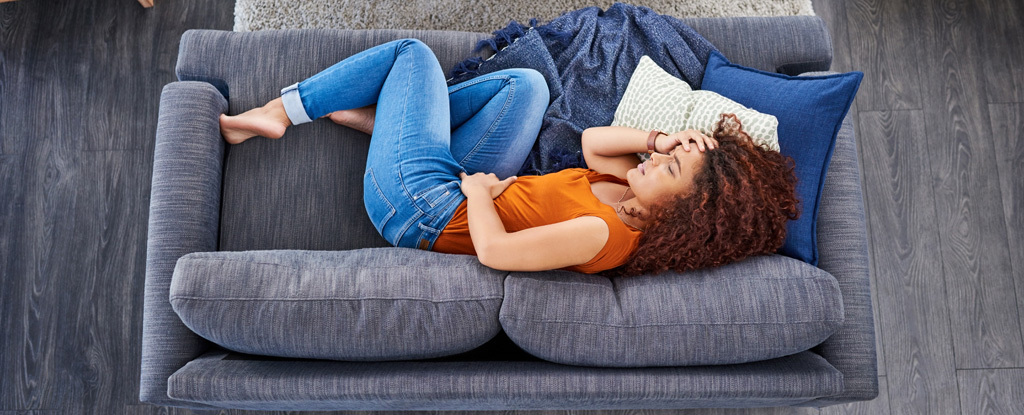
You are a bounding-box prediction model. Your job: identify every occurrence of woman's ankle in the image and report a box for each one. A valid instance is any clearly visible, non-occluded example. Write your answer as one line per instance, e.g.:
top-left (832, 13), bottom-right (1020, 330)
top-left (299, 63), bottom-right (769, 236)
top-left (264, 97), bottom-right (293, 129)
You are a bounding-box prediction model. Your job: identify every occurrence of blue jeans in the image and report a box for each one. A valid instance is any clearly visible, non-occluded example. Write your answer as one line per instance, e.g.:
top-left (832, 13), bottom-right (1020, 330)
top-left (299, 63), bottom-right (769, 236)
top-left (280, 38), bottom-right (550, 251)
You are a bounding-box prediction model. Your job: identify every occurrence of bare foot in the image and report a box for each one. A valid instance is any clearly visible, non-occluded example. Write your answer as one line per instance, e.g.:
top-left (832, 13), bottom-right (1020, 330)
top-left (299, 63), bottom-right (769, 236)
top-left (220, 98), bottom-right (292, 145)
top-left (325, 104), bottom-right (376, 135)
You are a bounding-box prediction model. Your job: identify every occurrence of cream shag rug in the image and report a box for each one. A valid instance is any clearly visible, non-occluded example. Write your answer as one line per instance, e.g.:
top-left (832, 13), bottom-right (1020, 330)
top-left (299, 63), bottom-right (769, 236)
top-left (233, 0), bottom-right (814, 32)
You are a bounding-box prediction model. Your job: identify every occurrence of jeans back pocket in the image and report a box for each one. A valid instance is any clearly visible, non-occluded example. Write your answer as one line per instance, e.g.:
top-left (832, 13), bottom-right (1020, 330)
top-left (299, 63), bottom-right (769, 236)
top-left (411, 180), bottom-right (461, 217)
top-left (363, 168), bottom-right (398, 245)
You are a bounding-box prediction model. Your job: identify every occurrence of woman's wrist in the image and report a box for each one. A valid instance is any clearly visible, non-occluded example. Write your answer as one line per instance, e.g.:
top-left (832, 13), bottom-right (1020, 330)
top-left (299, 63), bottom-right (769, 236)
top-left (654, 132), bottom-right (676, 154)
top-left (647, 130), bottom-right (665, 154)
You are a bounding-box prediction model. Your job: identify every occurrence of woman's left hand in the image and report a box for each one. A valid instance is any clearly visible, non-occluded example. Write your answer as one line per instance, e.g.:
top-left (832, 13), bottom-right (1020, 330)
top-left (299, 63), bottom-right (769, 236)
top-left (659, 129), bottom-right (718, 153)
top-left (459, 172), bottom-right (517, 200)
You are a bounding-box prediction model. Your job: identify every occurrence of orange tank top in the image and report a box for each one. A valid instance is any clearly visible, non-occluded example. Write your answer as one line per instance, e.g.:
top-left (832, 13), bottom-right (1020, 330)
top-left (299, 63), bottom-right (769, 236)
top-left (432, 167), bottom-right (643, 274)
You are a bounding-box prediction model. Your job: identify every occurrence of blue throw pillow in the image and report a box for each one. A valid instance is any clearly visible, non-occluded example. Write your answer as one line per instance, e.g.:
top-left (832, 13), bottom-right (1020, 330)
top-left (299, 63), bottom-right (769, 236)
top-left (700, 50), bottom-right (863, 266)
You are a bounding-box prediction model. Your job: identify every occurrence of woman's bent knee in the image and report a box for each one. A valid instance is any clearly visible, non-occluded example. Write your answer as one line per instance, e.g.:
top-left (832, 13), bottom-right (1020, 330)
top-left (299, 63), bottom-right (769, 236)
top-left (504, 69), bottom-right (549, 100)
top-left (395, 38), bottom-right (432, 56)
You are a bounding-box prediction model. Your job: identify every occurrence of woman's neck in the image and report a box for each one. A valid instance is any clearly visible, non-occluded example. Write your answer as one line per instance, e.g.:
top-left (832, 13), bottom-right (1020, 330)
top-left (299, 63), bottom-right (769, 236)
top-left (614, 189), bottom-right (647, 231)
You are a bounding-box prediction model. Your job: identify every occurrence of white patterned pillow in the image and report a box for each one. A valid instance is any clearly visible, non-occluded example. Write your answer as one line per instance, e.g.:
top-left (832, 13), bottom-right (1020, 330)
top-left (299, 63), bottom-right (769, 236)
top-left (612, 55), bottom-right (780, 162)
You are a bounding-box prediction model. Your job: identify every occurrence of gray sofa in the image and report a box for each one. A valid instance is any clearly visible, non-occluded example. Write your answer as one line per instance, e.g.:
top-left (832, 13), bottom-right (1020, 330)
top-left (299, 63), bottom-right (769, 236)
top-left (141, 16), bottom-right (878, 410)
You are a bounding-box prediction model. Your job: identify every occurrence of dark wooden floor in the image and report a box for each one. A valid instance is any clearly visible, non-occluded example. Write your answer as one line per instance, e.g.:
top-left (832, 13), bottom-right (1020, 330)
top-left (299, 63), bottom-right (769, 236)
top-left (1, 0), bottom-right (1022, 414)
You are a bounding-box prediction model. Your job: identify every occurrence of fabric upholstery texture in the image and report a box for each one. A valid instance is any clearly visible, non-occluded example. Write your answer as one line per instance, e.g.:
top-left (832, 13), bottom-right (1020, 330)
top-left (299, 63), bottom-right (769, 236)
top-left (170, 249), bottom-right (506, 361)
top-left (499, 255), bottom-right (843, 367)
top-left (166, 349), bottom-right (843, 410)
top-left (800, 104), bottom-right (878, 406)
top-left (141, 81), bottom-right (229, 410)
top-left (613, 55), bottom-right (780, 158)
top-left (700, 50), bottom-right (864, 267)
top-left (141, 17), bottom-right (880, 410)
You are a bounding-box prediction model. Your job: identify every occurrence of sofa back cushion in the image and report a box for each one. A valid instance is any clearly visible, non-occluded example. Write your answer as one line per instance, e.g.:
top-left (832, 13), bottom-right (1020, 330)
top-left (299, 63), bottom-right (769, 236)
top-left (170, 249), bottom-right (507, 361)
top-left (499, 254), bottom-right (844, 367)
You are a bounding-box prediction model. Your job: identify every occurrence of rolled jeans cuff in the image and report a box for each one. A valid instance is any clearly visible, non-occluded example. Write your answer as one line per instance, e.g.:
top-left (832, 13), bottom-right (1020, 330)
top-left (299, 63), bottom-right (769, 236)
top-left (280, 82), bottom-right (313, 125)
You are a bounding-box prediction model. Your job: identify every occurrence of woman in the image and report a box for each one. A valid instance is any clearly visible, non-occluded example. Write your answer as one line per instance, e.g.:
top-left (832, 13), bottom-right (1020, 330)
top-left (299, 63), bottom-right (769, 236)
top-left (219, 38), bottom-right (800, 276)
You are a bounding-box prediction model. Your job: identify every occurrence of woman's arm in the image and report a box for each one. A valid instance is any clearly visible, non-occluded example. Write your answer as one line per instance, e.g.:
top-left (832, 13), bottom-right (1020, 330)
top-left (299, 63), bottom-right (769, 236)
top-left (463, 190), bottom-right (509, 257)
top-left (459, 172), bottom-right (608, 271)
top-left (581, 126), bottom-right (651, 178)
top-left (468, 193), bottom-right (609, 270)
top-left (582, 126), bottom-right (718, 178)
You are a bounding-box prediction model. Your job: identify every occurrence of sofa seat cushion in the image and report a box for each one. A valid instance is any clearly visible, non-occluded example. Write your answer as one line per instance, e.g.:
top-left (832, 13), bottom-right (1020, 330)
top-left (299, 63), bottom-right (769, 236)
top-left (499, 254), bottom-right (844, 367)
top-left (170, 248), bottom-right (507, 361)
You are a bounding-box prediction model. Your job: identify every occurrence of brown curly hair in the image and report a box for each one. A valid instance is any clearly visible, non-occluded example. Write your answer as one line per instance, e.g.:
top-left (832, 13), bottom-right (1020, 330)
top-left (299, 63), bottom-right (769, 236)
top-left (602, 113), bottom-right (800, 277)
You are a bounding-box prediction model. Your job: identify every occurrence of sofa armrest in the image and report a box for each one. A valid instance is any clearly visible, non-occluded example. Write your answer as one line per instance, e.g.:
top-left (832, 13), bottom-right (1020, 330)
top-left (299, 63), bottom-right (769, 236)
top-left (139, 81), bottom-right (228, 409)
top-left (799, 104), bottom-right (880, 406)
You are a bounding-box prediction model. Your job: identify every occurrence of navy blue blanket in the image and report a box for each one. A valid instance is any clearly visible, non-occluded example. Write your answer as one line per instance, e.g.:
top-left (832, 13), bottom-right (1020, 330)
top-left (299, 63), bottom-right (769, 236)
top-left (447, 2), bottom-right (718, 176)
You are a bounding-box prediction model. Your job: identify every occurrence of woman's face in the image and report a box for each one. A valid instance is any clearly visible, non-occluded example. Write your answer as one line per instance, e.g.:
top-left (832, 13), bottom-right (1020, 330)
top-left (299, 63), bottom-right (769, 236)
top-left (626, 146), bottom-right (705, 207)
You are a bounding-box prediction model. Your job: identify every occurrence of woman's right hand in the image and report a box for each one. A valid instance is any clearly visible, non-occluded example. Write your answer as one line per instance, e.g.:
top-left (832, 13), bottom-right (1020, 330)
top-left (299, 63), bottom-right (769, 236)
top-left (657, 129), bottom-right (718, 153)
top-left (459, 172), bottom-right (517, 200)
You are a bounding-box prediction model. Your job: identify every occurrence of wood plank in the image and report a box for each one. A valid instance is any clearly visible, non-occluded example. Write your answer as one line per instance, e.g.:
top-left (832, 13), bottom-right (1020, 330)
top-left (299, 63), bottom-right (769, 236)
top-left (857, 109), bottom-right (959, 415)
top-left (988, 103), bottom-right (1024, 357)
top-left (57, 150), bottom-right (149, 413)
top-left (83, 1), bottom-right (158, 151)
top-left (919, 0), bottom-right (1024, 370)
top-left (977, 0), bottom-right (1024, 103)
top-left (9, 104), bottom-right (88, 410)
top-left (957, 369), bottom-right (1024, 414)
top-left (809, 0), bottom-right (853, 73)
top-left (820, 376), bottom-right (890, 415)
top-left (0, 7), bottom-right (29, 407)
top-left (102, 150), bottom-right (151, 407)
top-left (0, 155), bottom-right (27, 410)
top-left (843, 0), bottom-right (924, 111)
top-left (0, 0), bottom-right (33, 154)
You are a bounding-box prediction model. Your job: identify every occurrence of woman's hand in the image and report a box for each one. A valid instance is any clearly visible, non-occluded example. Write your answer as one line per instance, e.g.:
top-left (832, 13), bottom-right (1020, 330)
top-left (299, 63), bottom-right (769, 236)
top-left (656, 129), bottom-right (718, 153)
top-left (459, 172), bottom-right (517, 199)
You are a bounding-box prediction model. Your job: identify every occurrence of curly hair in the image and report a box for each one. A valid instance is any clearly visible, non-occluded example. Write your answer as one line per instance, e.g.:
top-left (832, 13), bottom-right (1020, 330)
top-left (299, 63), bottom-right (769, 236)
top-left (602, 113), bottom-right (800, 277)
